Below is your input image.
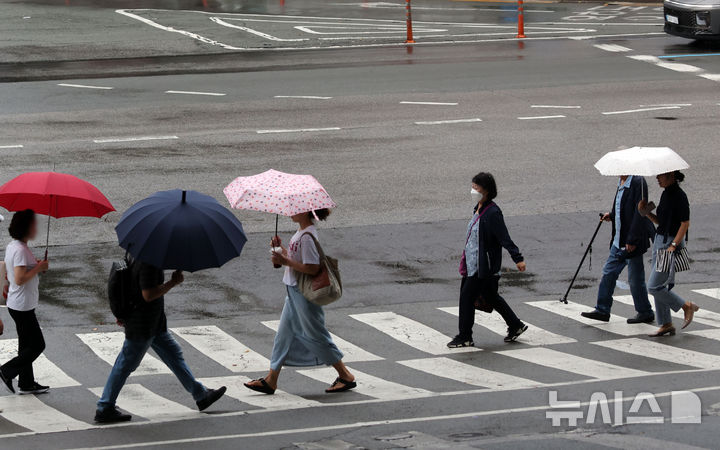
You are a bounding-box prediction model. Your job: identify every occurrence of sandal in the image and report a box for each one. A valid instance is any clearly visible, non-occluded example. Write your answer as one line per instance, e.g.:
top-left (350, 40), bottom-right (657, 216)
top-left (325, 377), bottom-right (357, 393)
top-left (243, 378), bottom-right (276, 395)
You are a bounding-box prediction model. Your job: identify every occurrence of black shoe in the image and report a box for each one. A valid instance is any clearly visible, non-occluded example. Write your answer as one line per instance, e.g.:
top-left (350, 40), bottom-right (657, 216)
top-left (581, 310), bottom-right (610, 322)
top-left (627, 313), bottom-right (655, 324)
top-left (18, 382), bottom-right (49, 395)
top-left (447, 335), bottom-right (474, 348)
top-left (197, 386), bottom-right (227, 411)
top-left (95, 407), bottom-right (132, 424)
top-left (504, 324), bottom-right (529, 342)
top-left (0, 371), bottom-right (14, 394)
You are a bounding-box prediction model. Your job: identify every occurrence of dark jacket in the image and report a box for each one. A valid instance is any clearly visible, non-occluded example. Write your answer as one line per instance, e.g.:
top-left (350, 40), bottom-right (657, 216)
top-left (473, 202), bottom-right (524, 279)
top-left (609, 176), bottom-right (655, 256)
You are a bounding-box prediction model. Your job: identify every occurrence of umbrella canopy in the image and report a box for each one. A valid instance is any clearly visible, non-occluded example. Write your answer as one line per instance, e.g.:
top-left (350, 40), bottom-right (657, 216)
top-left (116, 190), bottom-right (247, 272)
top-left (224, 169), bottom-right (336, 217)
top-left (594, 147), bottom-right (690, 177)
top-left (0, 172), bottom-right (115, 218)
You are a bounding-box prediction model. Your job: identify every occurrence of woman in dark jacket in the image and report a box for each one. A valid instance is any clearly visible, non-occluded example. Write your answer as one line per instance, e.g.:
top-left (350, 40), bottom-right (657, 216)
top-left (448, 172), bottom-right (527, 348)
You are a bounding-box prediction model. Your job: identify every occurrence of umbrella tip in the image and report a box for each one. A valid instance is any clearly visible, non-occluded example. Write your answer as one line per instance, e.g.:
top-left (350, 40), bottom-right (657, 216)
top-left (182, 190), bottom-right (187, 204)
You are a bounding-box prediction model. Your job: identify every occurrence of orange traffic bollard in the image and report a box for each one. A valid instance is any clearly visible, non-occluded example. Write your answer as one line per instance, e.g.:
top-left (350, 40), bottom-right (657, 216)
top-left (405, 0), bottom-right (415, 44)
top-left (516, 0), bottom-right (526, 39)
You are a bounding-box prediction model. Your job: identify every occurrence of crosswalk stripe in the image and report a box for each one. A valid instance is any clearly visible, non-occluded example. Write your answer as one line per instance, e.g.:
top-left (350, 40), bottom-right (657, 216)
top-left (88, 384), bottom-right (198, 421)
top-left (495, 347), bottom-right (650, 379)
top-left (350, 312), bottom-right (480, 355)
top-left (198, 375), bottom-right (322, 410)
top-left (0, 339), bottom-right (80, 388)
top-left (398, 357), bottom-right (542, 390)
top-left (614, 295), bottom-right (720, 326)
top-left (528, 300), bottom-right (657, 336)
top-left (592, 338), bottom-right (720, 369)
top-left (0, 395), bottom-right (93, 433)
top-left (298, 366), bottom-right (432, 401)
top-left (262, 320), bottom-right (383, 363)
top-left (76, 332), bottom-right (171, 376)
top-left (437, 306), bottom-right (576, 345)
top-left (172, 325), bottom-right (270, 373)
top-left (694, 288), bottom-right (720, 300)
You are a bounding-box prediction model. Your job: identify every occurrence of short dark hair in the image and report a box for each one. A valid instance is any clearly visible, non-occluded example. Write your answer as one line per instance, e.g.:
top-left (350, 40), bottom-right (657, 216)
top-left (471, 172), bottom-right (497, 201)
top-left (311, 208), bottom-right (331, 222)
top-left (674, 170), bottom-right (685, 183)
top-left (9, 209), bottom-right (36, 240)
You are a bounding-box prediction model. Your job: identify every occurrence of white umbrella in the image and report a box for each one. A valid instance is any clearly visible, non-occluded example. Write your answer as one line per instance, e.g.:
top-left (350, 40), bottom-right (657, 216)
top-left (594, 146), bottom-right (689, 177)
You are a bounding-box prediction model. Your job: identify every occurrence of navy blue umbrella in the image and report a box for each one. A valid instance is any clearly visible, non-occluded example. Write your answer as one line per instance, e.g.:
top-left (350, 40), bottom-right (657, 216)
top-left (116, 190), bottom-right (247, 272)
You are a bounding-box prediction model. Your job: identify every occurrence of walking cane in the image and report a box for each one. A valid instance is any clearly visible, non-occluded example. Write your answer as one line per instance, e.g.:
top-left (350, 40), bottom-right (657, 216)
top-left (560, 213), bottom-right (605, 304)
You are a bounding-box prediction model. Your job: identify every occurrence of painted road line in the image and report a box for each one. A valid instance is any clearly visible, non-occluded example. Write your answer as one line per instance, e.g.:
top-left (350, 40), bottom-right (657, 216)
top-left (172, 325), bottom-right (270, 373)
top-left (93, 135), bottom-right (179, 143)
top-left (88, 384), bottom-right (197, 421)
top-left (699, 73), bottom-right (720, 82)
top-left (593, 43), bottom-right (632, 53)
top-left (658, 52), bottom-right (720, 59)
top-left (592, 338), bottom-right (720, 370)
top-left (0, 340), bottom-right (80, 388)
top-left (57, 83), bottom-right (113, 90)
top-left (0, 395), bottom-right (93, 433)
top-left (496, 347), bottom-right (649, 379)
top-left (165, 90), bottom-right (226, 96)
top-left (0, 144), bottom-right (23, 149)
top-left (530, 105), bottom-right (581, 109)
top-left (200, 375), bottom-right (322, 410)
top-left (399, 357), bottom-right (541, 390)
top-left (437, 306), bottom-right (576, 345)
top-left (613, 295), bottom-right (720, 326)
top-left (602, 106), bottom-right (681, 115)
top-left (517, 115), bottom-right (566, 120)
top-left (639, 103), bottom-right (692, 107)
top-left (262, 320), bottom-right (383, 362)
top-left (628, 55), bottom-right (704, 73)
top-left (256, 127), bottom-right (341, 134)
top-left (399, 101), bottom-right (458, 106)
top-left (414, 118), bottom-right (482, 125)
top-left (77, 332), bottom-right (171, 376)
top-left (274, 95), bottom-right (333, 100)
top-left (694, 288), bottom-right (720, 300)
top-left (298, 366), bottom-right (432, 401)
top-left (350, 311), bottom-right (480, 355)
top-left (528, 301), bottom-right (657, 336)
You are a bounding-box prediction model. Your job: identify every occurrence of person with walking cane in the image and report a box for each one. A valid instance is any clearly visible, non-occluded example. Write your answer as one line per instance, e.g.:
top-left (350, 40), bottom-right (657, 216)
top-left (448, 172), bottom-right (528, 348)
top-left (581, 175), bottom-right (655, 323)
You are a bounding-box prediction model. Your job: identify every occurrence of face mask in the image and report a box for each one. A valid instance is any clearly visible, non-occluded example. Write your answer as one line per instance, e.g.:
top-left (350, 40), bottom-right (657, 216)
top-left (471, 188), bottom-right (483, 205)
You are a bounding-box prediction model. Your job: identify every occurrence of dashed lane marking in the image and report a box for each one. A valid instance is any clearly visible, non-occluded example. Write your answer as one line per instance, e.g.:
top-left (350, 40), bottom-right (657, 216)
top-left (531, 105), bottom-right (581, 109)
top-left (165, 90), bottom-right (227, 96)
top-left (92, 135), bottom-right (179, 143)
top-left (256, 127), bottom-right (342, 134)
top-left (593, 43), bottom-right (632, 52)
top-left (601, 106), bottom-right (681, 115)
top-left (57, 83), bottom-right (114, 90)
top-left (517, 115), bottom-right (566, 120)
top-left (274, 95), bottom-right (333, 100)
top-left (629, 55), bottom-right (704, 73)
top-left (414, 118), bottom-right (482, 125)
top-left (400, 101), bottom-right (458, 106)
top-left (0, 144), bottom-right (23, 149)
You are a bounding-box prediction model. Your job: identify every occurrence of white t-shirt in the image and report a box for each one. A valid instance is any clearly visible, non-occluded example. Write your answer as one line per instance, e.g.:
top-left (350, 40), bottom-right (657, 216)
top-left (4, 240), bottom-right (40, 311)
top-left (282, 226), bottom-right (320, 286)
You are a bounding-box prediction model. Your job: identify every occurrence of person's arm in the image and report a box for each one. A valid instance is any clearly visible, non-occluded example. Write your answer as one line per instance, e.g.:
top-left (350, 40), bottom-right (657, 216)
top-left (271, 235), bottom-right (321, 275)
top-left (638, 199), bottom-right (659, 225)
top-left (489, 212), bottom-right (526, 272)
top-left (142, 270), bottom-right (183, 302)
top-left (626, 178), bottom-right (649, 252)
top-left (13, 260), bottom-right (49, 286)
top-left (667, 220), bottom-right (690, 253)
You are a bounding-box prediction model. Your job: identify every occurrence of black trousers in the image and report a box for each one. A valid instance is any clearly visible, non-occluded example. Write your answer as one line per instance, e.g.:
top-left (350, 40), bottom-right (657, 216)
top-left (1, 308), bottom-right (46, 388)
top-left (458, 275), bottom-right (523, 339)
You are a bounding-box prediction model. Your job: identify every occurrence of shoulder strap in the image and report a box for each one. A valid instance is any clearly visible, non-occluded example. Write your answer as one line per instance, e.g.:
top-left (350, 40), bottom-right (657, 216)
top-left (465, 202), bottom-right (494, 245)
top-left (299, 232), bottom-right (327, 261)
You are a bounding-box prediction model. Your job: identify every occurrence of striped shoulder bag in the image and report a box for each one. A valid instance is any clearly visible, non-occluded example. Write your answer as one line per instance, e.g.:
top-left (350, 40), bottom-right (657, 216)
top-left (656, 247), bottom-right (690, 273)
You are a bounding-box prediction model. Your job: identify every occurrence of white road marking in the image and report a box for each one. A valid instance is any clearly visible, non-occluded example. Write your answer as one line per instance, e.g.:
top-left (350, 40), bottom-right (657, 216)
top-left (399, 357), bottom-right (542, 390)
top-left (592, 338), bottom-right (720, 369)
top-left (613, 295), bottom-right (720, 326)
top-left (437, 306), bottom-right (576, 345)
top-left (0, 340), bottom-right (80, 388)
top-left (629, 55), bottom-right (704, 73)
top-left (699, 73), bottom-right (720, 82)
top-left (77, 332), bottom-right (171, 376)
top-left (593, 43), bottom-right (632, 53)
top-left (165, 90), bottom-right (226, 96)
top-left (172, 325), bottom-right (270, 373)
top-left (201, 375), bottom-right (322, 410)
top-left (274, 95), bottom-right (333, 99)
top-left (602, 106), bottom-right (681, 115)
top-left (350, 311), bottom-right (480, 355)
top-left (262, 320), bottom-right (383, 362)
top-left (88, 384), bottom-right (198, 421)
top-left (256, 127), bottom-right (341, 134)
top-left (496, 347), bottom-right (649, 379)
top-left (0, 144), bottom-right (23, 149)
top-left (210, 17), bottom-right (308, 42)
top-left (528, 300), bottom-right (657, 336)
top-left (0, 395), bottom-right (93, 433)
top-left (414, 118), bottom-right (482, 125)
top-left (639, 103), bottom-right (692, 107)
top-left (294, 439), bottom-right (359, 450)
top-left (400, 101), bottom-right (458, 106)
top-left (517, 115), bottom-right (566, 120)
top-left (298, 366), bottom-right (432, 401)
top-left (530, 105), bottom-right (581, 109)
top-left (57, 83), bottom-right (114, 90)
top-left (694, 288), bottom-right (720, 300)
top-left (93, 135), bottom-right (179, 143)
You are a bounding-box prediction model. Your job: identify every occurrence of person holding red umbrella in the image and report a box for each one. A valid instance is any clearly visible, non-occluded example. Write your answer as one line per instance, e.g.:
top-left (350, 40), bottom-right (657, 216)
top-left (0, 210), bottom-right (50, 395)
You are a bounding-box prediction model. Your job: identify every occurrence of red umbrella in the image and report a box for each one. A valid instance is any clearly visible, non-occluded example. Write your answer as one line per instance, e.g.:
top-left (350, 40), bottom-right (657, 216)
top-left (0, 172), bottom-right (115, 257)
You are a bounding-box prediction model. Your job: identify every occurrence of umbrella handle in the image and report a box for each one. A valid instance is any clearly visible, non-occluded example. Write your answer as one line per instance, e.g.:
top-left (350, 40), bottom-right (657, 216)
top-left (273, 214), bottom-right (282, 268)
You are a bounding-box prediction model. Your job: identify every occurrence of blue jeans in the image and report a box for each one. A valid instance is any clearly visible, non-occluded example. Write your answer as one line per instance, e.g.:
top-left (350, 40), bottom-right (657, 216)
top-left (648, 235), bottom-right (687, 326)
top-left (595, 245), bottom-right (652, 316)
top-left (97, 331), bottom-right (207, 411)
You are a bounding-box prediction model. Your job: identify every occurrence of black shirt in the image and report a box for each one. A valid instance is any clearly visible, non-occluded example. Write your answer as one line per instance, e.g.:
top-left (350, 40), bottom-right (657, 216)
top-left (123, 262), bottom-right (167, 341)
top-left (656, 182), bottom-right (690, 239)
